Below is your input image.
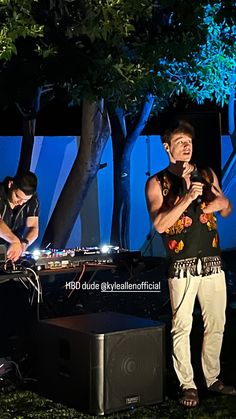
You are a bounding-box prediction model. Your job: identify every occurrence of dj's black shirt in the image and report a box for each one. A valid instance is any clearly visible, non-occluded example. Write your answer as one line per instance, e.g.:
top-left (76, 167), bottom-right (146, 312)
top-left (0, 182), bottom-right (39, 243)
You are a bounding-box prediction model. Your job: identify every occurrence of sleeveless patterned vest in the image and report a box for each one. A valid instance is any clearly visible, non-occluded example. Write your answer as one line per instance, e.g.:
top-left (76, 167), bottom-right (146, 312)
top-left (156, 167), bottom-right (221, 278)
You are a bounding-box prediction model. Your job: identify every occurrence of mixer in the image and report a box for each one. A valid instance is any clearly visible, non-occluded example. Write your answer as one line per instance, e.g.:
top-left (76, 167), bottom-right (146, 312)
top-left (19, 246), bottom-right (141, 272)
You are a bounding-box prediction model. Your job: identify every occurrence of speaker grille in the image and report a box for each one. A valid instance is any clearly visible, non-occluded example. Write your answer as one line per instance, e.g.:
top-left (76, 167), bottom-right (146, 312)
top-left (105, 330), bottom-right (163, 411)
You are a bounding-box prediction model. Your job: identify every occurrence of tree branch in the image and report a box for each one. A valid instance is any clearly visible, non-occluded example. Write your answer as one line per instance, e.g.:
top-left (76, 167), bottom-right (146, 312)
top-left (125, 93), bottom-right (155, 154)
top-left (115, 107), bottom-right (127, 139)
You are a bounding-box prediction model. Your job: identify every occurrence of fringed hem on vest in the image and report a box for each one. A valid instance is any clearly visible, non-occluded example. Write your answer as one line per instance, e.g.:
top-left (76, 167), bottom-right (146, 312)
top-left (169, 255), bottom-right (222, 278)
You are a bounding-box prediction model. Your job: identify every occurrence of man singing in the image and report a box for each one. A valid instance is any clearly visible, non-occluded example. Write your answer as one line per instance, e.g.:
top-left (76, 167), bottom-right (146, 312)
top-left (146, 121), bottom-right (235, 407)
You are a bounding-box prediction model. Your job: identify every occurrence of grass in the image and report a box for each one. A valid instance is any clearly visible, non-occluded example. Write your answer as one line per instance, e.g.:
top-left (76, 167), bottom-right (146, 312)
top-left (1, 389), bottom-right (236, 419)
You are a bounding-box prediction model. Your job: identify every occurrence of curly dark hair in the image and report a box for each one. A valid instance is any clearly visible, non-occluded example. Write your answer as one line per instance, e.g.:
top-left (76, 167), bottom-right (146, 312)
top-left (161, 120), bottom-right (195, 145)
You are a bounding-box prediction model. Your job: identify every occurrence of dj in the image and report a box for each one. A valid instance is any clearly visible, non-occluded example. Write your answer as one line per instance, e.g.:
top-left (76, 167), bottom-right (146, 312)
top-left (0, 171), bottom-right (39, 262)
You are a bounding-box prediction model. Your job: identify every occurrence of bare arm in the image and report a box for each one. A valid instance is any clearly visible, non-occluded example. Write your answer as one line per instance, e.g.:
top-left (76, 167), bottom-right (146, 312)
top-left (0, 219), bottom-right (21, 245)
top-left (24, 216), bottom-right (39, 245)
top-left (20, 216), bottom-right (39, 252)
top-left (0, 218), bottom-right (22, 262)
top-left (203, 169), bottom-right (232, 217)
top-left (0, 216), bottom-right (39, 262)
top-left (145, 176), bottom-right (203, 234)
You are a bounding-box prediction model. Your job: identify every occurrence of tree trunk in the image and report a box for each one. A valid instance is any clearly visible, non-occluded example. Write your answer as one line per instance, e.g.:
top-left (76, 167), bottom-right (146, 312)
top-left (110, 95), bottom-right (154, 248)
top-left (17, 118), bottom-right (36, 175)
top-left (41, 99), bottom-right (110, 248)
top-left (16, 87), bottom-right (42, 175)
top-left (110, 112), bottom-right (126, 246)
top-left (119, 143), bottom-right (134, 249)
top-left (222, 89), bottom-right (236, 194)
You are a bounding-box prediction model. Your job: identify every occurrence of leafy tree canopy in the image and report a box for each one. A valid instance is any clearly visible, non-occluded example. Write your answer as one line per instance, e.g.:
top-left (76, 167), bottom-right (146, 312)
top-left (0, 0), bottom-right (235, 112)
top-left (0, 0), bottom-right (43, 60)
top-left (158, 0), bottom-right (236, 106)
top-left (38, 0), bottom-right (235, 112)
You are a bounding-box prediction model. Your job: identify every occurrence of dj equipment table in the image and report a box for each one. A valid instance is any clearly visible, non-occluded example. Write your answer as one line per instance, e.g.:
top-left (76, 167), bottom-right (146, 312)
top-left (0, 247), bottom-right (142, 321)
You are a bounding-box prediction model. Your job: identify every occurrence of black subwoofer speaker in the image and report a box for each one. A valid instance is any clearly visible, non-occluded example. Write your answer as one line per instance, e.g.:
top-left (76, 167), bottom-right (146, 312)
top-left (35, 311), bottom-right (165, 415)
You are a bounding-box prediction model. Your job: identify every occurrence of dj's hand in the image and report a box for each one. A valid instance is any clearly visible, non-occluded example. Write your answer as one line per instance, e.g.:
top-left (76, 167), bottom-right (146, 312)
top-left (7, 241), bottom-right (23, 262)
top-left (20, 242), bottom-right (27, 253)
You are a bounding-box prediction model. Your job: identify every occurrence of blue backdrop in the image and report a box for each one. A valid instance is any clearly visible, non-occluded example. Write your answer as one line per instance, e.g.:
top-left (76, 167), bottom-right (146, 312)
top-left (0, 134), bottom-right (235, 253)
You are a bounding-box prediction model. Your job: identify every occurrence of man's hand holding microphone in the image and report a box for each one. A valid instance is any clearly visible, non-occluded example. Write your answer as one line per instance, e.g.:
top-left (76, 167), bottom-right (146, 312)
top-left (189, 167), bottom-right (203, 204)
top-left (182, 163), bottom-right (204, 204)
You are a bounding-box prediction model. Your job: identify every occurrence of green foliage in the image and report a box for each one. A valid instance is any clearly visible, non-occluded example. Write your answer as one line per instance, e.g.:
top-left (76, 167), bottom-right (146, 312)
top-left (1, 0), bottom-right (236, 111)
top-left (158, 1), bottom-right (236, 106)
top-left (43, 0), bottom-right (156, 107)
top-left (44, 0), bottom-right (236, 112)
top-left (61, 0), bottom-right (152, 42)
top-left (0, 0), bottom-right (43, 60)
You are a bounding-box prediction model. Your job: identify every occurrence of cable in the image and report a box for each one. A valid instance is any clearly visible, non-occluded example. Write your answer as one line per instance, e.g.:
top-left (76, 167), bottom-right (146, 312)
top-left (8, 360), bottom-right (23, 382)
top-left (142, 230), bottom-right (157, 256)
top-left (27, 267), bottom-right (43, 321)
top-left (0, 262), bottom-right (42, 321)
top-left (67, 264), bottom-right (86, 298)
top-left (1, 262), bottom-right (42, 300)
top-left (87, 268), bottom-right (99, 284)
top-left (23, 274), bottom-right (40, 300)
top-left (0, 359), bottom-right (23, 382)
top-left (30, 287), bottom-right (36, 306)
top-left (22, 267), bottom-right (42, 321)
top-left (171, 274), bottom-right (191, 319)
top-left (24, 267), bottom-right (42, 304)
top-left (16, 276), bottom-right (29, 290)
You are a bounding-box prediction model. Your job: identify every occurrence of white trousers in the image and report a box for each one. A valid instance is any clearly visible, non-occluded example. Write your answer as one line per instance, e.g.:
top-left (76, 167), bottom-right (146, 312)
top-left (168, 271), bottom-right (226, 389)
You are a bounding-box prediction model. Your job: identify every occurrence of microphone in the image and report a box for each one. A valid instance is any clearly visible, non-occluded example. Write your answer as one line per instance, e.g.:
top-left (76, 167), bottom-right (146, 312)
top-left (190, 168), bottom-right (202, 204)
